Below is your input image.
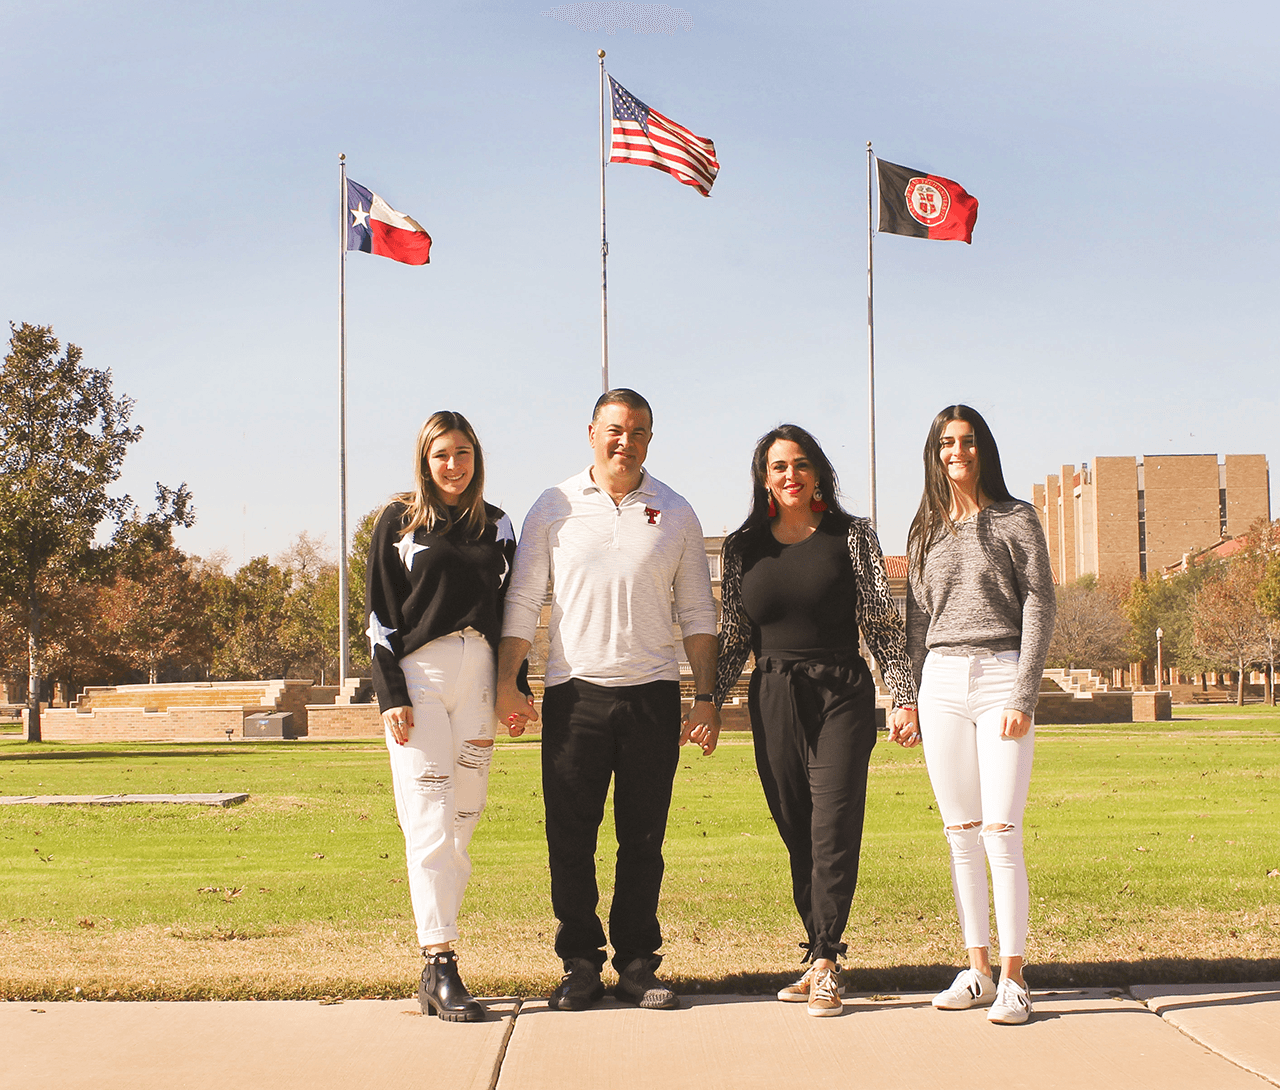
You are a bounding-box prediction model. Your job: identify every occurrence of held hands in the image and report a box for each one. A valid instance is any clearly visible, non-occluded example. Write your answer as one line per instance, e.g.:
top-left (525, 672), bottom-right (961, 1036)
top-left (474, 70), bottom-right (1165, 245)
top-left (680, 700), bottom-right (721, 756)
top-left (496, 685), bottom-right (538, 738)
top-left (382, 705), bottom-right (414, 747)
top-left (888, 706), bottom-right (920, 748)
top-left (1001, 708), bottom-right (1032, 738)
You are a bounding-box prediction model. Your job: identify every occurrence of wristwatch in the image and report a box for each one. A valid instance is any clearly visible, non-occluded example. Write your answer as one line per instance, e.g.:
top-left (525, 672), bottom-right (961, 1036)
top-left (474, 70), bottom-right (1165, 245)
top-left (693, 694), bottom-right (714, 704)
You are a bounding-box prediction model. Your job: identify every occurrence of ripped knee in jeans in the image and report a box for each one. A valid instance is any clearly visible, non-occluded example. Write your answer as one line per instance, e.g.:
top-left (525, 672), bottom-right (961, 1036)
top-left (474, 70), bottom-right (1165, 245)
top-left (944, 821), bottom-right (983, 852)
top-left (458, 740), bottom-right (493, 771)
top-left (414, 768), bottom-right (450, 796)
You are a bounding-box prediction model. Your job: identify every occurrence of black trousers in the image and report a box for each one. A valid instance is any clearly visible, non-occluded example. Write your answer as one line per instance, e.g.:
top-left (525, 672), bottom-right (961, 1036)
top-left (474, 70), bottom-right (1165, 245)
top-left (749, 655), bottom-right (878, 964)
top-left (541, 678), bottom-right (682, 973)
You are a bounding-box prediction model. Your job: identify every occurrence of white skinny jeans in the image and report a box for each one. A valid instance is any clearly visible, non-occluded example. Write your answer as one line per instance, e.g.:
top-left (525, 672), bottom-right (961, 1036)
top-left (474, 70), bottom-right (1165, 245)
top-left (386, 628), bottom-right (496, 947)
top-left (918, 651), bottom-right (1034, 958)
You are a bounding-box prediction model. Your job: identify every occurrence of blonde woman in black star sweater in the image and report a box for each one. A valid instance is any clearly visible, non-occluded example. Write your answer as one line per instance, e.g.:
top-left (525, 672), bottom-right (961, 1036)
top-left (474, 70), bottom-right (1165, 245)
top-left (365, 410), bottom-right (518, 1023)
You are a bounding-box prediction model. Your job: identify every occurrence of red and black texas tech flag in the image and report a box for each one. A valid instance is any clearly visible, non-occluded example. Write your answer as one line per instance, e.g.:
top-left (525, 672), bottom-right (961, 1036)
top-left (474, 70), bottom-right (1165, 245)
top-left (876, 159), bottom-right (979, 244)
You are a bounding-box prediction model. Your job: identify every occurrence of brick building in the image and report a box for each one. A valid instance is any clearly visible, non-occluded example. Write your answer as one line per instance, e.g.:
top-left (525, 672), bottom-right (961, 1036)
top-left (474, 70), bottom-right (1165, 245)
top-left (1033, 454), bottom-right (1270, 585)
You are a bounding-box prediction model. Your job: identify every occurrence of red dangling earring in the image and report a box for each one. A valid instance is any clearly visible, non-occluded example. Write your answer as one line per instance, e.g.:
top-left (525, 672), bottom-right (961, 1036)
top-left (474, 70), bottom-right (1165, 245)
top-left (767, 493), bottom-right (777, 518)
top-left (810, 487), bottom-right (827, 513)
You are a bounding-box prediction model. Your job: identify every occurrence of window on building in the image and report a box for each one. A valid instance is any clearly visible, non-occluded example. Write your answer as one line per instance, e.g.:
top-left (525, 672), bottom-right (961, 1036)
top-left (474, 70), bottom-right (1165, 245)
top-left (1137, 488), bottom-right (1147, 577)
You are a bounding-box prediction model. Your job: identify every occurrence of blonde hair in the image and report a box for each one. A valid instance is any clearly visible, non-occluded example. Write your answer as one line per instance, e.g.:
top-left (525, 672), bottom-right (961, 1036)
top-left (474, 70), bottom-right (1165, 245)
top-left (392, 411), bottom-right (488, 540)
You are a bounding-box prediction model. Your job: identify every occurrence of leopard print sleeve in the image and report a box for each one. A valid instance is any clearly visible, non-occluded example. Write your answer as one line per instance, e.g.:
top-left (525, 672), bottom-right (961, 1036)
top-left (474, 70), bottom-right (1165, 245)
top-left (848, 518), bottom-right (918, 708)
top-left (713, 533), bottom-right (753, 708)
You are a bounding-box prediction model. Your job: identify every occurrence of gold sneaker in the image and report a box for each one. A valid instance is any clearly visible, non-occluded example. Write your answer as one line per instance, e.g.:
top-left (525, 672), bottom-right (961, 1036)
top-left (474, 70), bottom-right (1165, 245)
top-left (807, 966), bottom-right (843, 1017)
top-left (777, 965), bottom-right (816, 1002)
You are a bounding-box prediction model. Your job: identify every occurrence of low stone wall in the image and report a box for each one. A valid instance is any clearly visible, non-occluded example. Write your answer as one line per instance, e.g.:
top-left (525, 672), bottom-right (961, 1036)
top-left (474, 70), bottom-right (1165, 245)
top-left (304, 704), bottom-right (383, 739)
top-left (25, 679), bottom-right (340, 742)
top-left (1033, 690), bottom-right (1172, 724)
top-left (27, 678), bottom-right (1177, 741)
top-left (29, 705), bottom-right (274, 743)
top-left (1132, 692), bottom-right (1173, 721)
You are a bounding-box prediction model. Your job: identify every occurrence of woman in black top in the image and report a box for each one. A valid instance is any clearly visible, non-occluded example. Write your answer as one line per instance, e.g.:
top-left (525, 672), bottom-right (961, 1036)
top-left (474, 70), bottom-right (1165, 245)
top-left (713, 425), bottom-right (919, 1017)
top-left (365, 411), bottom-right (517, 1022)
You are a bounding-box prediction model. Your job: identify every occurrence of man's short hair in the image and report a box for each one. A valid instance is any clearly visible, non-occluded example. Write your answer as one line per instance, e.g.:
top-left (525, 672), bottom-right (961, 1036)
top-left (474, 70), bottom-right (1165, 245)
top-left (592, 388), bottom-right (653, 427)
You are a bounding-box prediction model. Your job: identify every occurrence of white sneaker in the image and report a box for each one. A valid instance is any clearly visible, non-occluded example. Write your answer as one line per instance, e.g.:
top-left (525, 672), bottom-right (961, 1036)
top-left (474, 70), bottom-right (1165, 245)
top-left (987, 977), bottom-right (1032, 1024)
top-left (932, 968), bottom-right (996, 1010)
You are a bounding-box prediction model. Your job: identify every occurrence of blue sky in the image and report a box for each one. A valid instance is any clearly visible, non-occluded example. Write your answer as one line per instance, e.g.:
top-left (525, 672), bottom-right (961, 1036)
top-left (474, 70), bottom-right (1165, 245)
top-left (2, 0), bottom-right (1275, 563)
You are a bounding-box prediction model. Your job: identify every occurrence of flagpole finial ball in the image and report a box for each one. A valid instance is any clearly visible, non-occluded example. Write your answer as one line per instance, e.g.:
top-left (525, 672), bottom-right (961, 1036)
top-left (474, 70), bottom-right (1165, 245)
top-left (598, 49), bottom-right (606, 58)
top-left (339, 153), bottom-right (346, 161)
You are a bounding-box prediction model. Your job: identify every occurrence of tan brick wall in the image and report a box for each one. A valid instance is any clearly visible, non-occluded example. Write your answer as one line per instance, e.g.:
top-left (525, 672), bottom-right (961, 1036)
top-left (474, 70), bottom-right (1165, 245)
top-left (1058, 464), bottom-right (1077, 584)
top-left (1224, 454), bottom-right (1271, 536)
top-left (1033, 691), bottom-right (1163, 723)
top-left (1044, 474), bottom-right (1061, 581)
top-left (1092, 456), bottom-right (1140, 583)
top-left (1076, 471), bottom-right (1097, 577)
top-left (1131, 692), bottom-right (1172, 721)
top-left (270, 680), bottom-right (333, 733)
top-left (305, 704), bottom-right (383, 738)
top-left (32, 706), bottom-right (269, 743)
top-left (1143, 454), bottom-right (1221, 571)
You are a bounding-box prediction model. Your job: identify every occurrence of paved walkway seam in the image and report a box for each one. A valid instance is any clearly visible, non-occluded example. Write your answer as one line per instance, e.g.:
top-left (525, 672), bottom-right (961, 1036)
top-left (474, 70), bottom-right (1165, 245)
top-left (486, 1000), bottom-right (522, 1090)
top-left (1145, 1010), bottom-right (1279, 1087)
top-left (1132, 984), bottom-right (1280, 1089)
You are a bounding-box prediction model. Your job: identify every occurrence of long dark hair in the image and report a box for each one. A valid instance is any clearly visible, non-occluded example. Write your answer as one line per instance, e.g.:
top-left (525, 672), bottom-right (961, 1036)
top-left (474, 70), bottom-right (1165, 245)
top-left (906, 404), bottom-right (1016, 580)
top-left (391, 410), bottom-right (488, 540)
top-left (730, 424), bottom-right (851, 541)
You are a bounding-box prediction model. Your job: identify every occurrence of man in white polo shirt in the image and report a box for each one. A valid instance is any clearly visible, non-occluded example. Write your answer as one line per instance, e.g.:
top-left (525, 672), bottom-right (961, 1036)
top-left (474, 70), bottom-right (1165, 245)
top-left (496, 388), bottom-right (720, 1011)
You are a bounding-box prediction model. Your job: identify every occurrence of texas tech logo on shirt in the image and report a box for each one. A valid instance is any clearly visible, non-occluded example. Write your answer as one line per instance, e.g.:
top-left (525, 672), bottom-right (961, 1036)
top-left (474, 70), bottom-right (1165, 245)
top-left (644, 506), bottom-right (662, 525)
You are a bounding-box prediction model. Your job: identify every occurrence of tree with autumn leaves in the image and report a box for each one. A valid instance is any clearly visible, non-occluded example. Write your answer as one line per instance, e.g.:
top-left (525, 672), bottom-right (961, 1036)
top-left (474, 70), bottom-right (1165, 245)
top-left (1046, 574), bottom-right (1131, 674)
top-left (0, 322), bottom-right (380, 733)
top-left (1124, 519), bottom-right (1280, 706)
top-left (0, 322), bottom-right (192, 739)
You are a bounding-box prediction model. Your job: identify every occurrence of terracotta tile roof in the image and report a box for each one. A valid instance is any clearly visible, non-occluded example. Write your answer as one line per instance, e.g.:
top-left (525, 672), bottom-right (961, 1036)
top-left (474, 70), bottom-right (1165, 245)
top-left (884, 555), bottom-right (908, 580)
top-left (1210, 537), bottom-right (1248, 560)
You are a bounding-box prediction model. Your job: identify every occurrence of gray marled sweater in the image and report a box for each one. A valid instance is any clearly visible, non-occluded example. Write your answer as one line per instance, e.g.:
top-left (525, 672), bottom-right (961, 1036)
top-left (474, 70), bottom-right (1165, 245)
top-left (905, 501), bottom-right (1056, 716)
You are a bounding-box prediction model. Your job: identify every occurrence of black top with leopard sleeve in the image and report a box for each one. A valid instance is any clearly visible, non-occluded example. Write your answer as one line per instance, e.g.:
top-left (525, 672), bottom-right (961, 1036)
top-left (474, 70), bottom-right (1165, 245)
top-left (713, 513), bottom-right (918, 710)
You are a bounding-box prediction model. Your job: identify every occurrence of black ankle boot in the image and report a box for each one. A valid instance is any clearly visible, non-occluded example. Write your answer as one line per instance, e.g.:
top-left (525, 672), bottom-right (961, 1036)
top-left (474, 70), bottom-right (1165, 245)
top-left (418, 950), bottom-right (484, 1022)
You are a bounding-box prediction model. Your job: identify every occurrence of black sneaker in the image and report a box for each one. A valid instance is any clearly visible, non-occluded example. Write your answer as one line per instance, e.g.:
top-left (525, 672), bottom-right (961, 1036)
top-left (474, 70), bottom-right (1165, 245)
top-left (615, 956), bottom-right (679, 1010)
top-left (548, 957), bottom-right (605, 1011)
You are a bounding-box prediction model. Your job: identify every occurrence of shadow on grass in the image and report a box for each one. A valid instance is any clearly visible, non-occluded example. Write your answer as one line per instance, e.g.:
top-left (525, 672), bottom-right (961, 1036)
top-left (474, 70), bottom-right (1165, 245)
top-left (5, 959), bottom-right (1280, 1003)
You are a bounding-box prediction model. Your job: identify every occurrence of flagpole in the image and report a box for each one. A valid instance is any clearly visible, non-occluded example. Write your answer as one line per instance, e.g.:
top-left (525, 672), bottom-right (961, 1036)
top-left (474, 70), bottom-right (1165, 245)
top-left (866, 142), bottom-right (877, 531)
top-left (338, 153), bottom-right (351, 687)
top-left (598, 49), bottom-right (610, 394)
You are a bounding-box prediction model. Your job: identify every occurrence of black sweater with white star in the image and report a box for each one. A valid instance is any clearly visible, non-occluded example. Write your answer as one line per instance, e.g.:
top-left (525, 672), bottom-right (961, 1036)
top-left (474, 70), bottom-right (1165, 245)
top-left (365, 500), bottom-right (518, 713)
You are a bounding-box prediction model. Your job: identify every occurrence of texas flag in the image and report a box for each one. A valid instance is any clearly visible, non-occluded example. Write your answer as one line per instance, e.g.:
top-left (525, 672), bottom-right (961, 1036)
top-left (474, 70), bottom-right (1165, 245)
top-left (346, 180), bottom-right (432, 265)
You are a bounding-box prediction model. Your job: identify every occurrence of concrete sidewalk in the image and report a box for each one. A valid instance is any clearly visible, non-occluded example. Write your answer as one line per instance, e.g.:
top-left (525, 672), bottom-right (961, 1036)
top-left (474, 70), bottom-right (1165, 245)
top-left (2, 985), bottom-right (1277, 1090)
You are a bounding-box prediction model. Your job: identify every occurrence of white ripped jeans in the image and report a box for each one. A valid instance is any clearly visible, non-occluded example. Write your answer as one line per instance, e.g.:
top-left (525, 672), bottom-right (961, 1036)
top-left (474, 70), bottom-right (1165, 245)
top-left (387, 628), bottom-right (496, 947)
top-left (918, 651), bottom-right (1035, 959)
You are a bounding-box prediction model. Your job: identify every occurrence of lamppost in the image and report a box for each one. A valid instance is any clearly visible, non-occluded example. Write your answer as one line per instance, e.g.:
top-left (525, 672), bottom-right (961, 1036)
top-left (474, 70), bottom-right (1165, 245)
top-left (1156, 626), bottom-right (1164, 691)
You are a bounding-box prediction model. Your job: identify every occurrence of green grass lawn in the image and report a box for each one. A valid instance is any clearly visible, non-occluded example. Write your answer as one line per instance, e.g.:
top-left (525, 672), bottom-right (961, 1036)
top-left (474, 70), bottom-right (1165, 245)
top-left (1, 710), bottom-right (1277, 1000)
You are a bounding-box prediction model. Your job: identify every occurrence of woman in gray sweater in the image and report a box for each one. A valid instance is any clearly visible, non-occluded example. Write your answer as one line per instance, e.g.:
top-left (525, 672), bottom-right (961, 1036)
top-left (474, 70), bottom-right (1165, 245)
top-left (905, 405), bottom-right (1055, 1026)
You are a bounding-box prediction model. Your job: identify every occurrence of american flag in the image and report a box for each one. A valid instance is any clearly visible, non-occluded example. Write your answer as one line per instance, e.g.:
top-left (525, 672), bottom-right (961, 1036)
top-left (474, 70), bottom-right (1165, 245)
top-left (608, 76), bottom-right (719, 197)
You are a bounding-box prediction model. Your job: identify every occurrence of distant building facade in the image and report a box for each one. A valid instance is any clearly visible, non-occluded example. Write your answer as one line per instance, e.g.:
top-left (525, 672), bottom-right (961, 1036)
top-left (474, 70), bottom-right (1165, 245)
top-left (1032, 454), bottom-right (1270, 585)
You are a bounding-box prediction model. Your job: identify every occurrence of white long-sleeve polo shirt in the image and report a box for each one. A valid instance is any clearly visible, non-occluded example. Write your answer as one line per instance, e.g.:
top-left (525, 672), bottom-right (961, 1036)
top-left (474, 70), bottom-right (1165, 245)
top-left (502, 467), bottom-right (717, 688)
